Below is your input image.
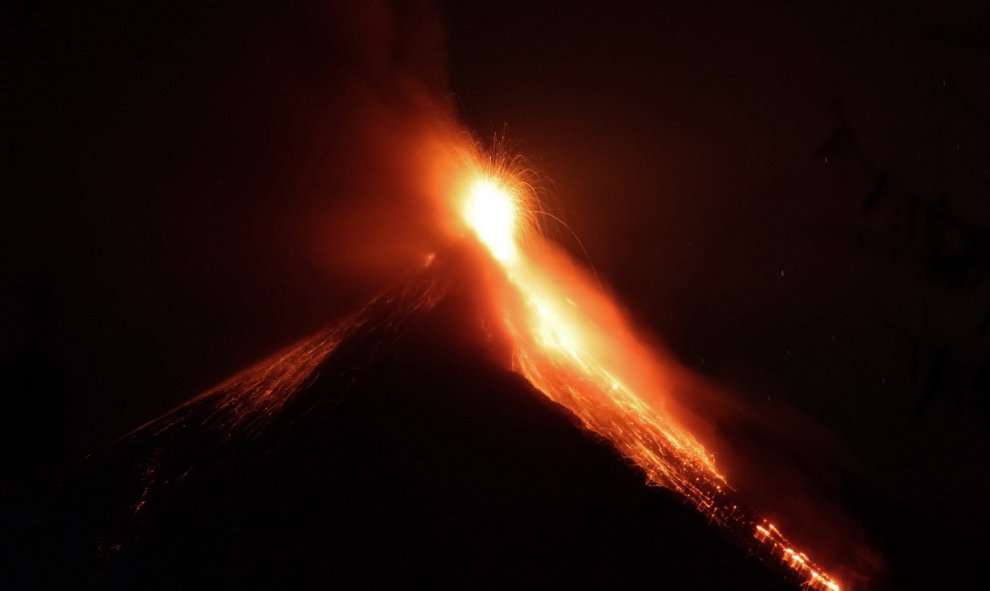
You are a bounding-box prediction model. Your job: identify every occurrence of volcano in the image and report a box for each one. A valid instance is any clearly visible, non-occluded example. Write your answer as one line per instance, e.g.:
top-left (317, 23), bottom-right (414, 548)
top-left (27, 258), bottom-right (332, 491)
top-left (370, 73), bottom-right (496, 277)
top-left (23, 245), bottom-right (803, 590)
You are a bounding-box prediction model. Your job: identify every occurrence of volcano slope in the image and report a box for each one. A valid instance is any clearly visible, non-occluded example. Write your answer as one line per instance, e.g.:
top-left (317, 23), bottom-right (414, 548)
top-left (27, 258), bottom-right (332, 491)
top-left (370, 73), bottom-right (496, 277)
top-left (28, 246), bottom-right (795, 590)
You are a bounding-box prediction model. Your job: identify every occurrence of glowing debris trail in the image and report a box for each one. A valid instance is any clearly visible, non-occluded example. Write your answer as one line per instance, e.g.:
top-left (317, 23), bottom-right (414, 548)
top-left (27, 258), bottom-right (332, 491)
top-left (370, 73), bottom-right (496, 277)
top-left (456, 163), bottom-right (842, 591)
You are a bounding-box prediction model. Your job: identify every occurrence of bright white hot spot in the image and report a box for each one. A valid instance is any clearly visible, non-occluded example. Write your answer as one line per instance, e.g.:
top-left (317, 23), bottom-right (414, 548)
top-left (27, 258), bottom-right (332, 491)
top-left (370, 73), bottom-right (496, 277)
top-left (464, 178), bottom-right (519, 263)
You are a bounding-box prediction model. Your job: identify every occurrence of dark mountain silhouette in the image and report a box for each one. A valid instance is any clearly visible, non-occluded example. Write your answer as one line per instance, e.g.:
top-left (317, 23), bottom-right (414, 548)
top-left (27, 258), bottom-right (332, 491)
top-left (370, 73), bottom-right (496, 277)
top-left (13, 245), bottom-right (795, 590)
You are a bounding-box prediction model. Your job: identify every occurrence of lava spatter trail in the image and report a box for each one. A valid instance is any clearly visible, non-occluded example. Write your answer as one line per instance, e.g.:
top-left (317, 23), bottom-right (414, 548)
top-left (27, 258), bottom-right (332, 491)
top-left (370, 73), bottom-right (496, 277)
top-left (452, 151), bottom-right (844, 590)
top-left (103, 254), bottom-right (460, 518)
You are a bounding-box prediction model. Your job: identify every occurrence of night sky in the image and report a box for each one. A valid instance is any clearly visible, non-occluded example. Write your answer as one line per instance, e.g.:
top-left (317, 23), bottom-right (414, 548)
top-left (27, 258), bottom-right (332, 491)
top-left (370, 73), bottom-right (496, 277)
top-left (4, 1), bottom-right (989, 587)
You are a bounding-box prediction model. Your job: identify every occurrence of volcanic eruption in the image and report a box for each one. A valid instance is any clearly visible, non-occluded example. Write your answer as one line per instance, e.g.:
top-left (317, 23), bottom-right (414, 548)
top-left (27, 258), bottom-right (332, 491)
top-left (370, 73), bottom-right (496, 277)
top-left (34, 135), bottom-right (853, 590)
top-left (15, 1), bottom-right (990, 589)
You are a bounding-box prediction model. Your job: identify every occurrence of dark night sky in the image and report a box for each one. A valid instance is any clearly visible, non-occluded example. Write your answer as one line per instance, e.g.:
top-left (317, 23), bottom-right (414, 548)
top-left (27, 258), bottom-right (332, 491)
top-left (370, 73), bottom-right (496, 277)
top-left (3, 0), bottom-right (989, 585)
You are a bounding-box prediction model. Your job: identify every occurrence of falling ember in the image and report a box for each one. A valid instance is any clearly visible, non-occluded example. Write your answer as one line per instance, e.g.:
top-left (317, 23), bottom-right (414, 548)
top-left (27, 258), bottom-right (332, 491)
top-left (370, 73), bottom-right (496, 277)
top-left (451, 148), bottom-right (844, 590)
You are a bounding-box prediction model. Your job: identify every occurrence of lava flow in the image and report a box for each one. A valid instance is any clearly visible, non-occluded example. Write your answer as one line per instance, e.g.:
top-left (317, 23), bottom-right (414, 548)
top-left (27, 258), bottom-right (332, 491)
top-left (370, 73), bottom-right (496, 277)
top-left (450, 151), bottom-right (843, 591)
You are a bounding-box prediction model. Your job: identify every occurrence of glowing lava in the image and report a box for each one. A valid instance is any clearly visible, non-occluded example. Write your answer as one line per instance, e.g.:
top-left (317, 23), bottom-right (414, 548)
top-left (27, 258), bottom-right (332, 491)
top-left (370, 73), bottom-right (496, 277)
top-left (463, 178), bottom-right (521, 263)
top-left (454, 153), bottom-right (843, 591)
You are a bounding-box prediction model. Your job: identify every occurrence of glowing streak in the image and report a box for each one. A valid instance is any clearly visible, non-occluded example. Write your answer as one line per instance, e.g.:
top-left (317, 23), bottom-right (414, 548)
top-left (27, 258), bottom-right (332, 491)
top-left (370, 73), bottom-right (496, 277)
top-left (456, 158), bottom-right (844, 591)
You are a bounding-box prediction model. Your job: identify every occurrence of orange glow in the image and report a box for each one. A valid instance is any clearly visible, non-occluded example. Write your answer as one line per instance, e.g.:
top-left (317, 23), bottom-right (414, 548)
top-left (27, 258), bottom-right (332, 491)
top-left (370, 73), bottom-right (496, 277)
top-left (452, 148), bottom-right (844, 591)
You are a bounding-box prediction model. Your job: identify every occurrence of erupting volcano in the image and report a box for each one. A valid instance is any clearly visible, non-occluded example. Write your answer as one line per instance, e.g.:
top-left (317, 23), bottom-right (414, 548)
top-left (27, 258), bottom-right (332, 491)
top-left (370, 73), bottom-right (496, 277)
top-left (14, 1), bottom-right (990, 589)
top-left (45, 136), bottom-right (853, 590)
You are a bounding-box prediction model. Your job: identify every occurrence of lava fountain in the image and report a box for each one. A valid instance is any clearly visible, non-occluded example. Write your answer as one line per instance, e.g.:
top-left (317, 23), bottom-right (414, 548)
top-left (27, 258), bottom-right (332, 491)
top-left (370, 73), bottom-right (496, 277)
top-left (450, 149), bottom-right (843, 591)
